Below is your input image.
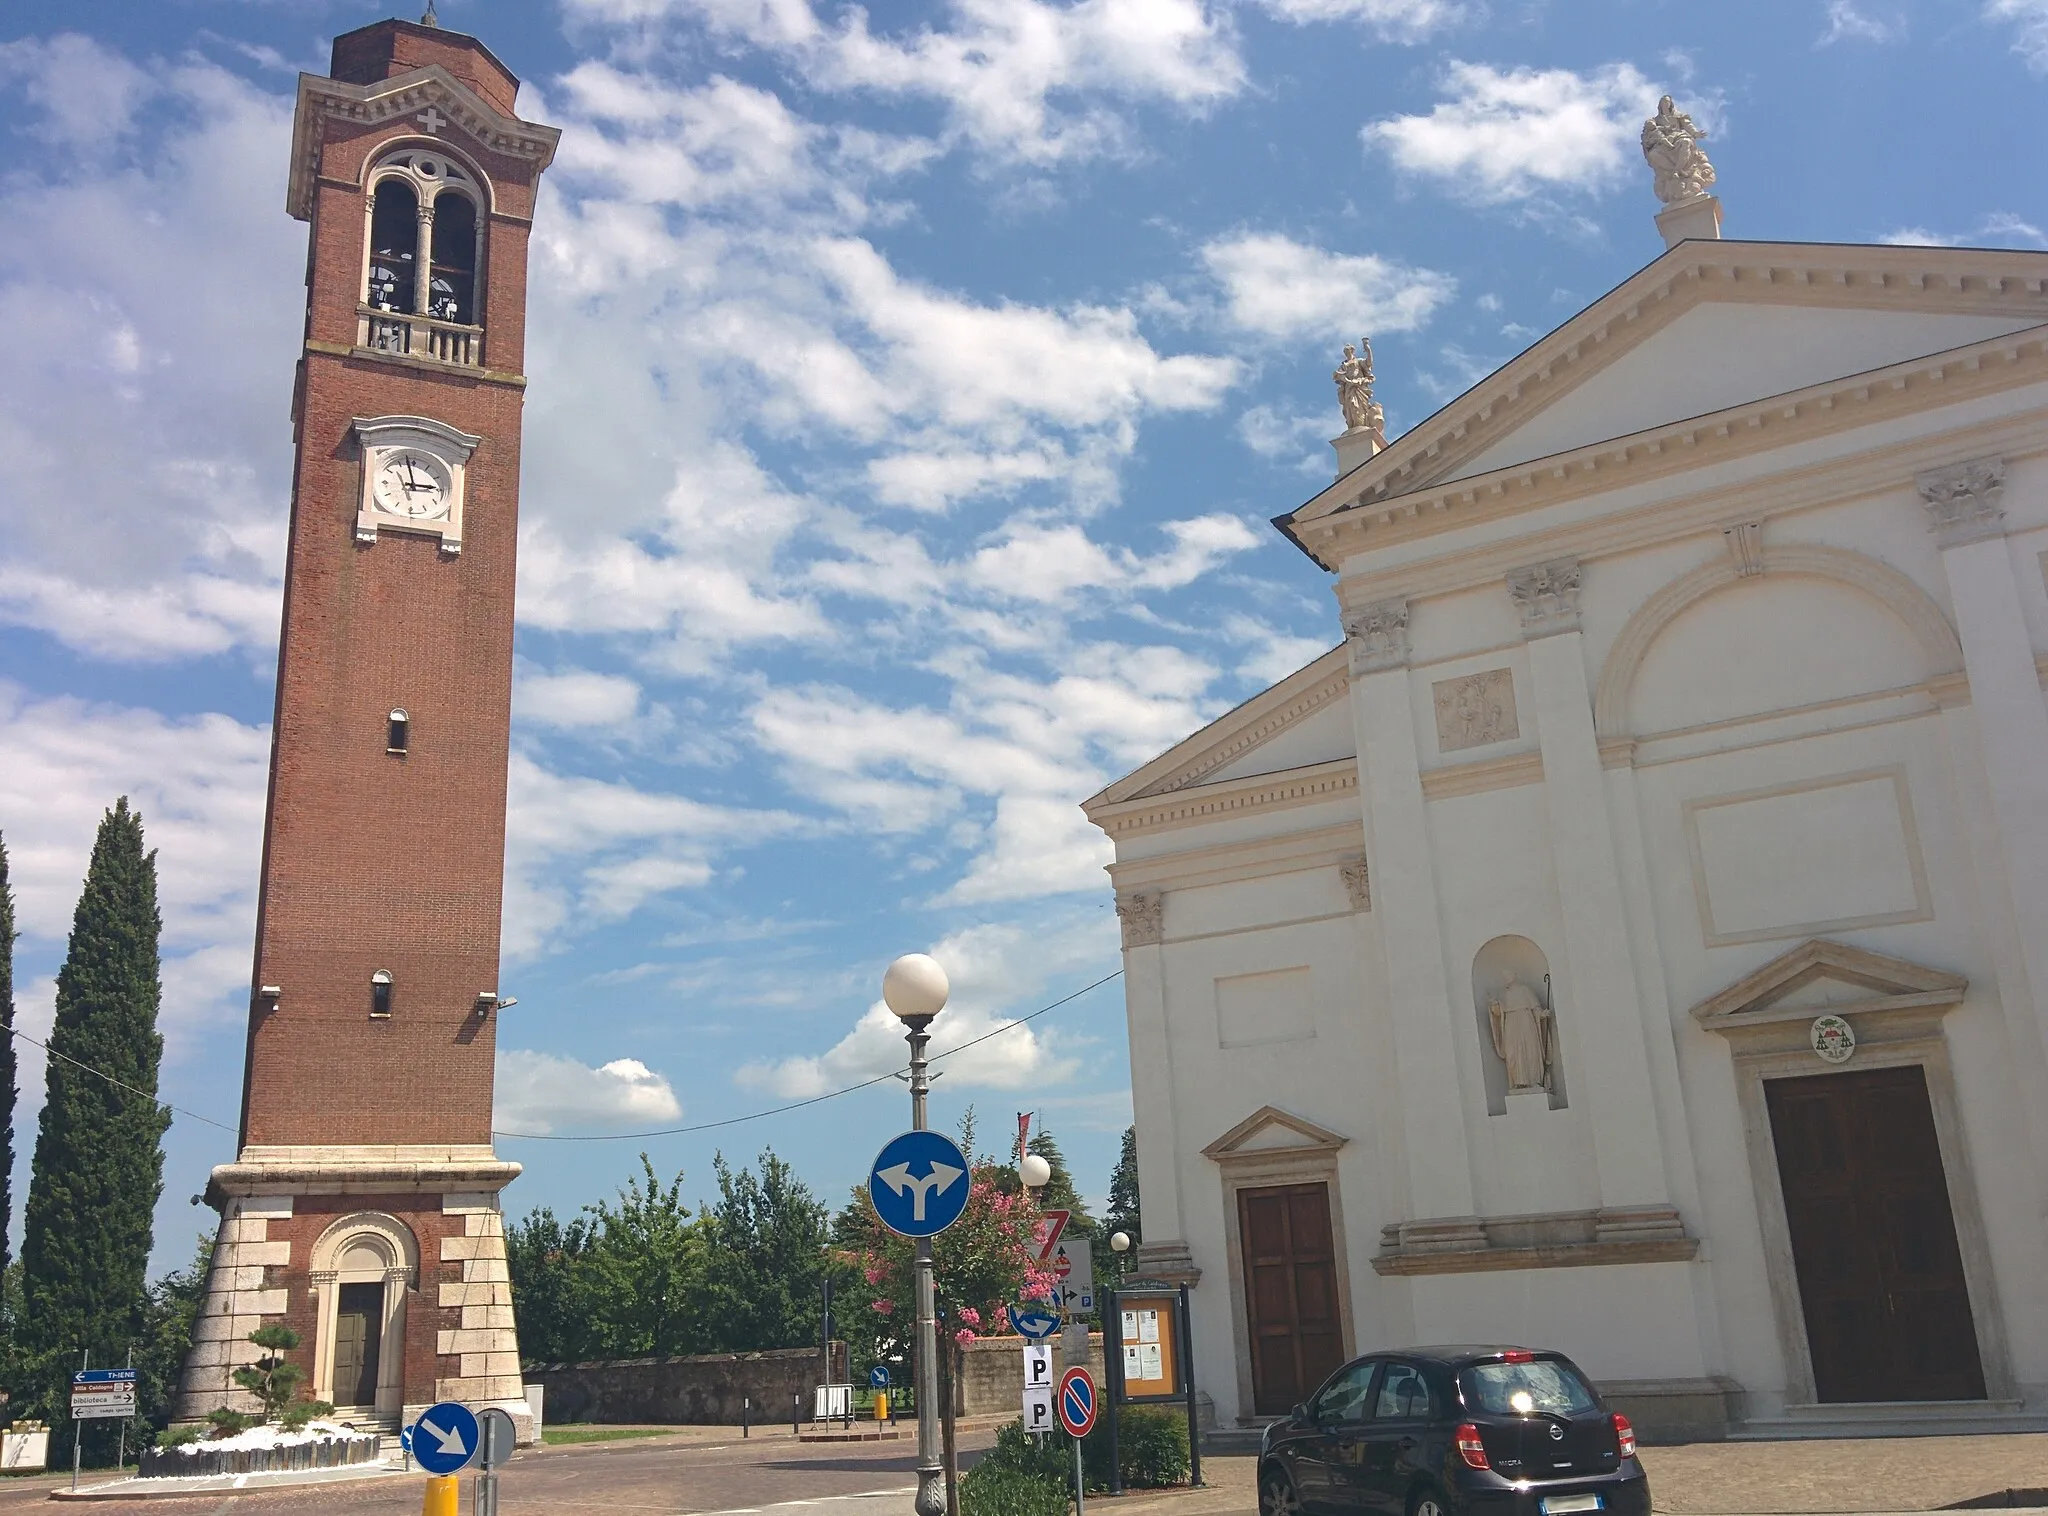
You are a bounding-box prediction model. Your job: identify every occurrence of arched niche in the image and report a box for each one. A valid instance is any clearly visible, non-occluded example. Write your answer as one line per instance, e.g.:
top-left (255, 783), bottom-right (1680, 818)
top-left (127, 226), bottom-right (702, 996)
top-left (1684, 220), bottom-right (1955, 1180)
top-left (1594, 543), bottom-right (1964, 743)
top-left (1472, 935), bottom-right (1565, 1114)
top-left (308, 1212), bottom-right (418, 1421)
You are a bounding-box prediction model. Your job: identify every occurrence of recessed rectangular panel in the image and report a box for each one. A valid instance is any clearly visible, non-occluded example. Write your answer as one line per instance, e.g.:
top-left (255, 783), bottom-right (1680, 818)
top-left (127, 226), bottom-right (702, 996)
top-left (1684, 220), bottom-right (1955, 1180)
top-left (1684, 767), bottom-right (1932, 946)
top-left (1216, 965), bottom-right (1315, 1049)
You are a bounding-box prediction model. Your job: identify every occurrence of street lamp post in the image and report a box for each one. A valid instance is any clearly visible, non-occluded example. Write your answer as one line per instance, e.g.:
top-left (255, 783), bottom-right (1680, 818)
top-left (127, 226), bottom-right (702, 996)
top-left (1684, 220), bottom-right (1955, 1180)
top-left (884, 954), bottom-right (951, 1516)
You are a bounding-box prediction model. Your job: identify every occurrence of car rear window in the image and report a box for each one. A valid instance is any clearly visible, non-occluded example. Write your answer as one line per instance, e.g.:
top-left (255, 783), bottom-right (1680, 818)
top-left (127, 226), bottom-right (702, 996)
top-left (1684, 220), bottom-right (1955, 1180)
top-left (1458, 1359), bottom-right (1599, 1416)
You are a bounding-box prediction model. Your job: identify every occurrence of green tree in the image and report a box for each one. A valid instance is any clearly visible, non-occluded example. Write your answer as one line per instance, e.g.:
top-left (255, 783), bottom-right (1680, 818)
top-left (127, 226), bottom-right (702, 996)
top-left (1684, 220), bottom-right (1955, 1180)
top-left (1024, 1126), bottom-right (1096, 1249)
top-left (700, 1148), bottom-right (836, 1353)
top-left (134, 1236), bottom-right (211, 1447)
top-left (0, 833), bottom-right (17, 1291)
top-left (505, 1207), bottom-right (599, 1364)
top-left (19, 799), bottom-right (171, 1457)
top-left (578, 1155), bottom-right (705, 1357)
top-left (1105, 1125), bottom-right (1140, 1284)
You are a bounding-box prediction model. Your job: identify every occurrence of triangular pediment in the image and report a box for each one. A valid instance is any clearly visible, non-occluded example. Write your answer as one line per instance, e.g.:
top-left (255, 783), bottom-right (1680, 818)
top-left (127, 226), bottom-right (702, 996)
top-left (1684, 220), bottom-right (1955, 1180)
top-left (1083, 643), bottom-right (1350, 813)
top-left (1689, 937), bottom-right (1967, 1030)
top-left (1280, 240), bottom-right (2048, 564)
top-left (1202, 1105), bottom-right (1347, 1160)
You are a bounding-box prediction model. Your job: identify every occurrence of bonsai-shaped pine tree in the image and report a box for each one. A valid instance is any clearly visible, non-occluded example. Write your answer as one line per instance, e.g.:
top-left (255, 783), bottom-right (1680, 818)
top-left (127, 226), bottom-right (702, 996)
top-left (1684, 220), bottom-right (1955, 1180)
top-left (217, 1324), bottom-right (333, 1434)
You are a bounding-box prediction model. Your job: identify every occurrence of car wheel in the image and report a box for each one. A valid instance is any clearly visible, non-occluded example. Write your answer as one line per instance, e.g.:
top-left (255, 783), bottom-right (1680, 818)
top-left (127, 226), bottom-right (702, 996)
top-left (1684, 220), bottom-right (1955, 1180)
top-left (1260, 1466), bottom-right (1303, 1516)
top-left (1410, 1486), bottom-right (1450, 1516)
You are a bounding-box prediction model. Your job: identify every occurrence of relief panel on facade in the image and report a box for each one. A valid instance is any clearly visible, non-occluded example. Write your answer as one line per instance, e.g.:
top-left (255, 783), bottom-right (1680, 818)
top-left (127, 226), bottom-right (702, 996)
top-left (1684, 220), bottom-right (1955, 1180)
top-left (1433, 668), bottom-right (1520, 753)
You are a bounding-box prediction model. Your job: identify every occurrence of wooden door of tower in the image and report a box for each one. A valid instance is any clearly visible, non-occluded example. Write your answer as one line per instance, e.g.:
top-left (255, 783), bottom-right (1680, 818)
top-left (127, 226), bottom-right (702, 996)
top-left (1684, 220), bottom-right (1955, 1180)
top-left (1238, 1182), bottom-right (1345, 1415)
top-left (1766, 1065), bottom-right (1984, 1402)
top-left (332, 1283), bottom-right (384, 1410)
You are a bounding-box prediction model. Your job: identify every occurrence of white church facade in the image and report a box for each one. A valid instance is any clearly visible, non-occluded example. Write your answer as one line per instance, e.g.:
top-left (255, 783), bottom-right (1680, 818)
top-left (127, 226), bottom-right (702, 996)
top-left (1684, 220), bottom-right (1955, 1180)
top-left (1084, 130), bottom-right (2048, 1439)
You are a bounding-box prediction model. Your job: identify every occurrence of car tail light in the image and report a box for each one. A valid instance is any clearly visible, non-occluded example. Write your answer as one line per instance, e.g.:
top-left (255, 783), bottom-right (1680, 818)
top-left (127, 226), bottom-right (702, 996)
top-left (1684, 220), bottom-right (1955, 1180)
top-left (1455, 1423), bottom-right (1490, 1470)
top-left (1613, 1413), bottom-right (1637, 1459)
top-left (1500, 1350), bottom-right (1534, 1363)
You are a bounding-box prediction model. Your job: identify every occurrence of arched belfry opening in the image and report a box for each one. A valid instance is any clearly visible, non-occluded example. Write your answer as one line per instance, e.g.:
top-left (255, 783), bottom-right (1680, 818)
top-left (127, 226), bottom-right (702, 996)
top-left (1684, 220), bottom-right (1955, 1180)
top-left (366, 177), bottom-right (418, 317)
top-left (361, 147), bottom-right (488, 363)
top-left (428, 191), bottom-right (477, 324)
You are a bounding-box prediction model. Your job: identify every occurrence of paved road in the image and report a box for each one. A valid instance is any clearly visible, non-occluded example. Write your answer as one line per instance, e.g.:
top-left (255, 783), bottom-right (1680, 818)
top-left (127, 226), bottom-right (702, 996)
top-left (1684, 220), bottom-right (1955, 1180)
top-left (0, 1428), bottom-right (1002, 1515)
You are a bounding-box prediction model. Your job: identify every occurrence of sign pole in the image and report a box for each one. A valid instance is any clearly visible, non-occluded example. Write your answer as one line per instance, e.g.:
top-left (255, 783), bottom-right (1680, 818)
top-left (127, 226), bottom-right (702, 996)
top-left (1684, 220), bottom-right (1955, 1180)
top-left (118, 1348), bottom-right (130, 1472)
top-left (1071, 1432), bottom-right (1086, 1516)
top-left (72, 1350), bottom-right (85, 1494)
top-left (1103, 1288), bottom-right (1122, 1497)
top-left (1179, 1284), bottom-right (1202, 1488)
top-left (902, 1019), bottom-right (946, 1516)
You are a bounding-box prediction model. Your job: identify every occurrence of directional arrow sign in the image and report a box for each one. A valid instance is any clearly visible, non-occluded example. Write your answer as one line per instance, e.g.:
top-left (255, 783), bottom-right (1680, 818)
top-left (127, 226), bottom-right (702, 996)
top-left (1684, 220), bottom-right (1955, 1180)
top-left (411, 1401), bottom-right (479, 1476)
top-left (867, 1130), bottom-right (972, 1238)
top-left (1008, 1304), bottom-right (1061, 1341)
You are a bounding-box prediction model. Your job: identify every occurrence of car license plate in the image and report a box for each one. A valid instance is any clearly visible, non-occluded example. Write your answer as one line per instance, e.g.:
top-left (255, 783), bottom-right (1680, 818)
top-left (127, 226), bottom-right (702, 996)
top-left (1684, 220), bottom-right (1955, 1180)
top-left (1541, 1498), bottom-right (1603, 1515)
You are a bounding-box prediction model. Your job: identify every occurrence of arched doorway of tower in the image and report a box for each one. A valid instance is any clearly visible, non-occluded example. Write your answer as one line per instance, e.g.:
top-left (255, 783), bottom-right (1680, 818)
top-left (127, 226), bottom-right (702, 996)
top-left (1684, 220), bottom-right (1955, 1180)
top-left (308, 1213), bottom-right (418, 1425)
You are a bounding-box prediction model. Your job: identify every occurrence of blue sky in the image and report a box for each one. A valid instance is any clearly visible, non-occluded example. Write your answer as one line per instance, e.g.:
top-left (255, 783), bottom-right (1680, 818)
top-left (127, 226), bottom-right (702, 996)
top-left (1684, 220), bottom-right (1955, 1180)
top-left (3, 0), bottom-right (2046, 1272)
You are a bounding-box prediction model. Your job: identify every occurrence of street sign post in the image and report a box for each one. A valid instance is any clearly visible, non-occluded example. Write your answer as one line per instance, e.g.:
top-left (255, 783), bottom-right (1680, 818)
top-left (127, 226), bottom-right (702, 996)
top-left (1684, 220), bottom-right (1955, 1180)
top-left (868, 1364), bottom-right (890, 1389)
top-left (1058, 1368), bottom-right (1099, 1516)
top-left (69, 1370), bottom-right (137, 1420)
top-left (1050, 1237), bottom-right (1094, 1315)
top-left (1008, 1304), bottom-right (1060, 1340)
top-left (473, 1407), bottom-right (516, 1516)
top-left (867, 1130), bottom-right (972, 1237)
top-left (411, 1401), bottom-right (480, 1477)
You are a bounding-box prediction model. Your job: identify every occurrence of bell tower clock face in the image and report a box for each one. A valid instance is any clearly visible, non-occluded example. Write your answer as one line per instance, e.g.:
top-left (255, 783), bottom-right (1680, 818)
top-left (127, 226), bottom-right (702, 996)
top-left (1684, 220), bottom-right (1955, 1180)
top-left (351, 414), bottom-right (482, 553)
top-left (370, 450), bottom-right (452, 520)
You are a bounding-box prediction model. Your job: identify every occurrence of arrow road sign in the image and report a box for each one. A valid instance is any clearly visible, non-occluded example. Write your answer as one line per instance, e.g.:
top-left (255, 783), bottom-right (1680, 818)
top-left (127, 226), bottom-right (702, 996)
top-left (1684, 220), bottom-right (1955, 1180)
top-left (1008, 1304), bottom-right (1060, 1340)
top-left (1031, 1210), bottom-right (1070, 1260)
top-left (1022, 1343), bottom-right (1054, 1392)
top-left (869, 1364), bottom-right (891, 1389)
top-left (868, 1130), bottom-right (972, 1237)
top-left (1057, 1367), bottom-right (1098, 1438)
top-left (1023, 1384), bottom-right (1056, 1434)
top-left (411, 1401), bottom-right (480, 1476)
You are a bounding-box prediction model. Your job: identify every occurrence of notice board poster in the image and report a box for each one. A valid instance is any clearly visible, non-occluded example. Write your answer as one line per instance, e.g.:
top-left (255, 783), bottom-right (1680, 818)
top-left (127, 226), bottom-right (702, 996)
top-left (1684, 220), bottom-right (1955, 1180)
top-left (1117, 1294), bottom-right (1179, 1399)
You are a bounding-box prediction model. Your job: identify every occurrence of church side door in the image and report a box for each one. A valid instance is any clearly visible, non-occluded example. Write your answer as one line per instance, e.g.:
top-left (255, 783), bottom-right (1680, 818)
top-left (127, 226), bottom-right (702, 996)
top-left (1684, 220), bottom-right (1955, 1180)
top-left (1239, 1182), bottom-right (1346, 1416)
top-left (1766, 1065), bottom-right (1984, 1402)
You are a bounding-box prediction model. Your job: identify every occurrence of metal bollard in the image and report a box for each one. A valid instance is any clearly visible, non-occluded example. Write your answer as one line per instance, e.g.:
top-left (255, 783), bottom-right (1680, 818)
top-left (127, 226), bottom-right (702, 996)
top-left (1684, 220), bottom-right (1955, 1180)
top-left (422, 1474), bottom-right (459, 1516)
top-left (743, 1397), bottom-right (750, 1439)
top-left (792, 1392), bottom-right (800, 1436)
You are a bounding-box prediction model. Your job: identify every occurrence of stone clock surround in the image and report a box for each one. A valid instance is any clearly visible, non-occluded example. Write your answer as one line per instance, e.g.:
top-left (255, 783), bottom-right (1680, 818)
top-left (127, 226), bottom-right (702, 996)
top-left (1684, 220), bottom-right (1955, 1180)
top-left (352, 413), bottom-right (482, 553)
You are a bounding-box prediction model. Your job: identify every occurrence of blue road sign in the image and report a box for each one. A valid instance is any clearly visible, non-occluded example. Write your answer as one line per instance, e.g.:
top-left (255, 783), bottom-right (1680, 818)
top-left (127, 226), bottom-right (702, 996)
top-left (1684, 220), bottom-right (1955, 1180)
top-left (1008, 1304), bottom-right (1061, 1341)
top-left (74, 1369), bottom-right (138, 1384)
top-left (868, 1129), bottom-right (971, 1237)
top-left (869, 1364), bottom-right (891, 1389)
top-left (411, 1401), bottom-right (480, 1476)
top-left (1058, 1367), bottom-right (1098, 1437)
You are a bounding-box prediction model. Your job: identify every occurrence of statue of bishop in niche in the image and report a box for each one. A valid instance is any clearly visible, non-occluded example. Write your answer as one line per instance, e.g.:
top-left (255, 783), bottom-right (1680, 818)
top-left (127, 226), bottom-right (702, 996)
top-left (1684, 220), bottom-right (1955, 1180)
top-left (1489, 970), bottom-right (1555, 1093)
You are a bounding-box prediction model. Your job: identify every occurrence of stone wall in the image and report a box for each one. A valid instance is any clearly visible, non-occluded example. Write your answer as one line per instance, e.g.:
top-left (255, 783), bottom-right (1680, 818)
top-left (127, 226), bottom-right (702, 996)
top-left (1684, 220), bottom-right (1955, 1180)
top-left (530, 1345), bottom-right (847, 1425)
top-left (956, 1334), bottom-right (1105, 1417)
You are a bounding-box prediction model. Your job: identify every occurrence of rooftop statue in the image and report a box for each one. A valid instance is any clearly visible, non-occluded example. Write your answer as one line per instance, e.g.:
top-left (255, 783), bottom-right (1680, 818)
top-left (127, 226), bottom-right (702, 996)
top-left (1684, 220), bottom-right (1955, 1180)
top-left (1641, 94), bottom-right (1716, 205)
top-left (1333, 338), bottom-right (1385, 443)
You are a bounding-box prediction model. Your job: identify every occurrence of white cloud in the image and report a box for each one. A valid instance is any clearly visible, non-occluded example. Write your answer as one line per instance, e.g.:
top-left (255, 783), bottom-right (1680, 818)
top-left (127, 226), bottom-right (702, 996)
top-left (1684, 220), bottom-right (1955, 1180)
top-left (1237, 404), bottom-right (1332, 464)
top-left (1819, 1), bottom-right (1901, 44)
top-left (1223, 614), bottom-right (1334, 685)
top-left (1878, 213), bottom-right (2048, 249)
top-left (734, 913), bottom-right (1109, 1096)
top-left (0, 40), bottom-right (299, 662)
top-left (1200, 232), bottom-right (1455, 343)
top-left (514, 666), bottom-right (644, 730)
top-left (494, 1049), bottom-right (683, 1135)
top-left (963, 515), bottom-right (1259, 603)
top-left (1987, 0), bottom-right (2048, 70)
top-left (1249, 0), bottom-right (1458, 35)
top-left (1364, 60), bottom-right (1666, 205)
top-left (502, 756), bottom-right (807, 957)
top-left (0, 684), bottom-right (268, 1059)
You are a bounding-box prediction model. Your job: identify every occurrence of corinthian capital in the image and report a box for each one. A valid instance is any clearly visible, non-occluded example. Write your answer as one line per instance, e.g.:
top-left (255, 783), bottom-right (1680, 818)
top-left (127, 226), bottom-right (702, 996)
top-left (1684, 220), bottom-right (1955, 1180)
top-left (1916, 457), bottom-right (2006, 548)
top-left (1116, 889), bottom-right (1164, 948)
top-left (1341, 597), bottom-right (1410, 675)
top-left (1508, 556), bottom-right (1583, 638)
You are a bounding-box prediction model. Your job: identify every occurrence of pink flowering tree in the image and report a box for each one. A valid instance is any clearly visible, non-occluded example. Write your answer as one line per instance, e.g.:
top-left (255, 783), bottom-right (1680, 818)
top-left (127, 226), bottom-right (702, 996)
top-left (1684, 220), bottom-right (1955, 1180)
top-left (835, 1160), bottom-right (1055, 1373)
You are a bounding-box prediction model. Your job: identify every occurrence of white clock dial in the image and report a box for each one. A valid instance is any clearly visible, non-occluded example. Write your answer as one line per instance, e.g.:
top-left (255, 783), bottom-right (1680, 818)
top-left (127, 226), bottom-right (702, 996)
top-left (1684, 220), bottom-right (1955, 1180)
top-left (370, 449), bottom-right (452, 520)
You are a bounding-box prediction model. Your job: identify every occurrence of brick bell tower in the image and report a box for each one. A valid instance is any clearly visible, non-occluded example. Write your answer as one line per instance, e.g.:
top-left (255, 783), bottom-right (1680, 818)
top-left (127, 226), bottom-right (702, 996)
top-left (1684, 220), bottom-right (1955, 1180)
top-left (175, 14), bottom-right (558, 1437)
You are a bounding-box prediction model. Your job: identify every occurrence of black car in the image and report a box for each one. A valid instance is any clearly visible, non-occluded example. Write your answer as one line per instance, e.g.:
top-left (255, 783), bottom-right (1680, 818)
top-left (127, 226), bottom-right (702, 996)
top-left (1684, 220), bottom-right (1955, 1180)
top-left (1258, 1346), bottom-right (1650, 1516)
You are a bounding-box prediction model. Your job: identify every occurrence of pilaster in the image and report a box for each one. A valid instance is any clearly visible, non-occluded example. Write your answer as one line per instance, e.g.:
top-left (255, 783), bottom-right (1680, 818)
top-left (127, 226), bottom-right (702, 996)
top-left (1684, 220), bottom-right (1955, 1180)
top-left (1341, 597), bottom-right (1478, 1219)
top-left (1511, 558), bottom-right (1674, 1209)
top-left (1917, 457), bottom-right (2048, 1078)
top-left (1117, 891), bottom-right (1191, 1277)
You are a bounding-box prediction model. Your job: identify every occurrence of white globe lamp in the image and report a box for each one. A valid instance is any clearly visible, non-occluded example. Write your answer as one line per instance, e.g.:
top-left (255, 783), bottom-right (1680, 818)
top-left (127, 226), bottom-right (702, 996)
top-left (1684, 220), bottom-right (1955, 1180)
top-left (1020, 1152), bottom-right (1052, 1189)
top-left (883, 953), bottom-right (950, 1025)
top-left (1110, 1231), bottom-right (1132, 1254)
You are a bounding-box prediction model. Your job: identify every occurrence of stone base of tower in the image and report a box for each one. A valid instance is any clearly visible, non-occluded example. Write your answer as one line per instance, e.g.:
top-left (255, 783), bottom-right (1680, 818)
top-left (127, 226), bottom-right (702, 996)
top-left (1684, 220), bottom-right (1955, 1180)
top-left (175, 1146), bottom-right (533, 1443)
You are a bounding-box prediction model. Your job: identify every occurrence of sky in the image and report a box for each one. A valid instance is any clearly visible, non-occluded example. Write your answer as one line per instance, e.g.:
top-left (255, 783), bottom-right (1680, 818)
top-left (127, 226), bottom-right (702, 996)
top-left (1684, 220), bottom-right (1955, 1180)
top-left (3, 0), bottom-right (2047, 1275)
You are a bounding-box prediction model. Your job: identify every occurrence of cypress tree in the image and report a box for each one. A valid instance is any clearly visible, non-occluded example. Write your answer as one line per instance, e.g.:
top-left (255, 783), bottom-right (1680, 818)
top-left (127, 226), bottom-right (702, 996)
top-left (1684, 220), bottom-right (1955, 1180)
top-left (0, 833), bottom-right (17, 1283)
top-left (20, 799), bottom-right (171, 1437)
